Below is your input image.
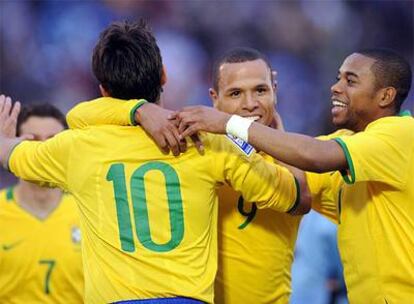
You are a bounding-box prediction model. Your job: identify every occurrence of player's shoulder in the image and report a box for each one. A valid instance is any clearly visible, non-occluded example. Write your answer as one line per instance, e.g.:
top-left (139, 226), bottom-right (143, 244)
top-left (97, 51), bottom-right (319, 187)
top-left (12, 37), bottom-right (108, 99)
top-left (366, 115), bottom-right (414, 142)
top-left (368, 114), bottom-right (414, 130)
top-left (317, 129), bottom-right (354, 141)
top-left (75, 124), bottom-right (148, 142)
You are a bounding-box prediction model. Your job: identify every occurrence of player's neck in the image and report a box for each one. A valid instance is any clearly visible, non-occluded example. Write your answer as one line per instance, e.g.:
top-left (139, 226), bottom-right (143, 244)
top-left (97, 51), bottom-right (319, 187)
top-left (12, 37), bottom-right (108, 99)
top-left (14, 181), bottom-right (63, 220)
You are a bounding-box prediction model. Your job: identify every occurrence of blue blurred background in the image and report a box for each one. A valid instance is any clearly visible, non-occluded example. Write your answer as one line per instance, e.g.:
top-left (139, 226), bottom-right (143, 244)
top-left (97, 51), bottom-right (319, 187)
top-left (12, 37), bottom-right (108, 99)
top-left (0, 2), bottom-right (413, 303)
top-left (0, 0), bottom-right (413, 183)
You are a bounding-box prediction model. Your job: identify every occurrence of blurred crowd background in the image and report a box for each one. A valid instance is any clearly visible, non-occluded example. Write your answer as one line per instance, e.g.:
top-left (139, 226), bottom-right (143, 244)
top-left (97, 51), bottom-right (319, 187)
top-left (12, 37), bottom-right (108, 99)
top-left (1, 1), bottom-right (412, 142)
top-left (0, 1), bottom-right (412, 303)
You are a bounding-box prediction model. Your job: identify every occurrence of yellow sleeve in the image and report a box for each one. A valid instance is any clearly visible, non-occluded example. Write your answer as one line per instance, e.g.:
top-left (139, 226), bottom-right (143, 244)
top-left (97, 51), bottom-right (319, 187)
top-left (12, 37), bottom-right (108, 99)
top-left (306, 171), bottom-right (338, 224)
top-left (66, 97), bottom-right (145, 129)
top-left (8, 130), bottom-right (75, 191)
top-left (304, 129), bottom-right (353, 223)
top-left (211, 135), bottom-right (298, 213)
top-left (334, 119), bottom-right (412, 188)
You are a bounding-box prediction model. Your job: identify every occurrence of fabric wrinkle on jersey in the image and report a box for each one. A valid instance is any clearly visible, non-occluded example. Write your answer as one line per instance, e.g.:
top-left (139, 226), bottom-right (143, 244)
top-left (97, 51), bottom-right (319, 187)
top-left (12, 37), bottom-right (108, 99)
top-left (8, 122), bottom-right (298, 304)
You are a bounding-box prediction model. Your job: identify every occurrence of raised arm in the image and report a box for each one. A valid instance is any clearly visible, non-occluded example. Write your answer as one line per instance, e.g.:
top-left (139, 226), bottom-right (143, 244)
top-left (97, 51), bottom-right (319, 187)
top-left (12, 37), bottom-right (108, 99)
top-left (67, 97), bottom-right (194, 156)
top-left (177, 106), bottom-right (347, 173)
top-left (66, 97), bottom-right (141, 128)
top-left (247, 122), bottom-right (347, 173)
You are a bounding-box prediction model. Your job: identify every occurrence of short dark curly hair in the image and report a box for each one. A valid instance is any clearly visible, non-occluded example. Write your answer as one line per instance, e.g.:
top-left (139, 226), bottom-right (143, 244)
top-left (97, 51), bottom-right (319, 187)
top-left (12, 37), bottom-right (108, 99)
top-left (92, 20), bottom-right (163, 103)
top-left (357, 48), bottom-right (412, 113)
top-left (211, 47), bottom-right (273, 92)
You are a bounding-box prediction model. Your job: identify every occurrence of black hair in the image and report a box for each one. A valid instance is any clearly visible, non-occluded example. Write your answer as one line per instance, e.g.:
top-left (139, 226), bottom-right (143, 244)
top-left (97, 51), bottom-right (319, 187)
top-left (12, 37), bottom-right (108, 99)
top-left (92, 19), bottom-right (163, 103)
top-left (357, 48), bottom-right (412, 112)
top-left (16, 103), bottom-right (67, 136)
top-left (212, 47), bottom-right (273, 92)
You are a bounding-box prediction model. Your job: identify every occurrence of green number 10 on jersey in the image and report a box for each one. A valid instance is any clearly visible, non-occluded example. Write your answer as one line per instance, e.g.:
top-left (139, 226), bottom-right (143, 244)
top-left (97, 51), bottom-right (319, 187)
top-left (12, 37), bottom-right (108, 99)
top-left (106, 162), bottom-right (184, 253)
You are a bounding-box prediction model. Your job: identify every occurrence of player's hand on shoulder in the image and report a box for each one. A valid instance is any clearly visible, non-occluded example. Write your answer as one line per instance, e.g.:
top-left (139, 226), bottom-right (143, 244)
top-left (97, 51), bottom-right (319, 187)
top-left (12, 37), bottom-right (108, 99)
top-left (135, 102), bottom-right (186, 156)
top-left (175, 106), bottom-right (231, 138)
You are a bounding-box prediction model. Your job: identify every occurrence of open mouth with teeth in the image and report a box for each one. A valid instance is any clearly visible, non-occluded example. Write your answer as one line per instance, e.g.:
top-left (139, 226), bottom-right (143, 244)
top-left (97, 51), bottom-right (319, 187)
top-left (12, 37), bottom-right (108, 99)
top-left (244, 116), bottom-right (261, 121)
top-left (332, 100), bottom-right (348, 115)
top-left (332, 100), bottom-right (347, 108)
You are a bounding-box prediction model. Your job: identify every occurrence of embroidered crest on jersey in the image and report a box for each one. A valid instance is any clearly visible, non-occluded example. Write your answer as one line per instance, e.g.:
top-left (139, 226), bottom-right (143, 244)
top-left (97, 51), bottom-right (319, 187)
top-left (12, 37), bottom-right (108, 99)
top-left (226, 134), bottom-right (255, 157)
top-left (71, 227), bottom-right (81, 245)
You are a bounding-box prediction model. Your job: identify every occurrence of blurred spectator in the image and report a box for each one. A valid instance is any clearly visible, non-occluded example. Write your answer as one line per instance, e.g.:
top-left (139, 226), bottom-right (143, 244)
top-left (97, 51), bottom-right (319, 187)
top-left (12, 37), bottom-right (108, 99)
top-left (291, 210), bottom-right (348, 304)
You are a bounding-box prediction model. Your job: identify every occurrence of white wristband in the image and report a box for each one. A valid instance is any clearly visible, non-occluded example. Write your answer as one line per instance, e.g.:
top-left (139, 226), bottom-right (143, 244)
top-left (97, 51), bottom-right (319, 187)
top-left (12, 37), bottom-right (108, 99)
top-left (225, 115), bottom-right (254, 142)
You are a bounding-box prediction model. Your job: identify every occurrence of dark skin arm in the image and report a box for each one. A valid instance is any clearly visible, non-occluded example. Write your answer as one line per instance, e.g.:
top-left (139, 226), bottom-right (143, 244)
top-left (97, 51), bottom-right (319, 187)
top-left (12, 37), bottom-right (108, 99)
top-left (176, 106), bottom-right (347, 173)
top-left (135, 103), bottom-right (204, 156)
top-left (135, 103), bottom-right (185, 156)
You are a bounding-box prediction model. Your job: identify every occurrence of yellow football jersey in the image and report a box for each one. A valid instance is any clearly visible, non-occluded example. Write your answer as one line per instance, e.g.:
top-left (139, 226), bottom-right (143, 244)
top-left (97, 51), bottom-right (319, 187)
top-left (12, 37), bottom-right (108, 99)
top-left (0, 188), bottom-right (83, 303)
top-left (332, 115), bottom-right (414, 303)
top-left (215, 154), bottom-right (301, 304)
top-left (67, 97), bottom-right (302, 304)
top-left (8, 122), bottom-right (299, 304)
top-left (66, 97), bottom-right (139, 128)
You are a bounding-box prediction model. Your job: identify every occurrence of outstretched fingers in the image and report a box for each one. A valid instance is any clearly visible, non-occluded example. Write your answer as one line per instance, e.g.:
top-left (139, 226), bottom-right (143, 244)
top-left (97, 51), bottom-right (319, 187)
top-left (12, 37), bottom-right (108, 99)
top-left (0, 96), bottom-right (21, 138)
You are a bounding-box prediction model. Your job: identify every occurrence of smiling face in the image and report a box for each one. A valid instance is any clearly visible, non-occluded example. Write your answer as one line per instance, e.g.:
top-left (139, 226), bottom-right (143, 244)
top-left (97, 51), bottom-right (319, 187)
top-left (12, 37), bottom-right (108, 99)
top-left (210, 59), bottom-right (276, 126)
top-left (331, 53), bottom-right (385, 132)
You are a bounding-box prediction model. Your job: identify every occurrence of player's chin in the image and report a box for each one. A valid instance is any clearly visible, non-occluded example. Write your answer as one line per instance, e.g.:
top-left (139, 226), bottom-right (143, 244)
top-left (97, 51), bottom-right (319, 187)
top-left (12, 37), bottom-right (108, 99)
top-left (331, 115), bottom-right (347, 128)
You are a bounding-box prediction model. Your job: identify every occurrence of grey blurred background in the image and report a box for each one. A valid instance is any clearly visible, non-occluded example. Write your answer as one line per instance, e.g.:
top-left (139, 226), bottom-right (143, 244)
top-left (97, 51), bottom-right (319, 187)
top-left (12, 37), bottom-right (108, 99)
top-left (1, 0), bottom-right (413, 187)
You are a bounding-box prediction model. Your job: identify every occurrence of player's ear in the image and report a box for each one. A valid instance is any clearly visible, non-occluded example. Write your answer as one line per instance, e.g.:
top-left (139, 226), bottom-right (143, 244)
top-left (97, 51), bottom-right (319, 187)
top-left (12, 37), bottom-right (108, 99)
top-left (99, 85), bottom-right (110, 97)
top-left (378, 87), bottom-right (397, 108)
top-left (161, 65), bottom-right (167, 86)
top-left (209, 88), bottom-right (219, 108)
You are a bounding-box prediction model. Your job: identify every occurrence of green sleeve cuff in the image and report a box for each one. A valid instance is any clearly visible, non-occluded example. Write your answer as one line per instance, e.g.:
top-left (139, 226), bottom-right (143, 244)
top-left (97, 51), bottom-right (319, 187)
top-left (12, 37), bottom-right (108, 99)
top-left (333, 138), bottom-right (355, 184)
top-left (129, 99), bottom-right (148, 126)
top-left (287, 177), bottom-right (301, 214)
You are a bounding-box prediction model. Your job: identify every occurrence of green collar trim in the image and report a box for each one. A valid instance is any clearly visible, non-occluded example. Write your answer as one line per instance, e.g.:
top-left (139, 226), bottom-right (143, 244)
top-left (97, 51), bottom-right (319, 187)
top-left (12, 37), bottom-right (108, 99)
top-left (6, 187), bottom-right (14, 201)
top-left (399, 110), bottom-right (412, 117)
top-left (333, 138), bottom-right (355, 184)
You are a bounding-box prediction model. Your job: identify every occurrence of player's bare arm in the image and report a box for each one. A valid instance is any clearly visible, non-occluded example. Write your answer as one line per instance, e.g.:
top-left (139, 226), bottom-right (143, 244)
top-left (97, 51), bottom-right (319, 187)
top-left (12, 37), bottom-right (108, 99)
top-left (177, 106), bottom-right (347, 173)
